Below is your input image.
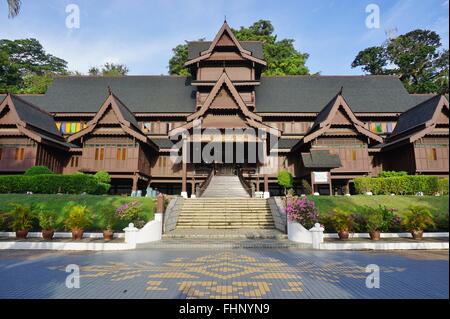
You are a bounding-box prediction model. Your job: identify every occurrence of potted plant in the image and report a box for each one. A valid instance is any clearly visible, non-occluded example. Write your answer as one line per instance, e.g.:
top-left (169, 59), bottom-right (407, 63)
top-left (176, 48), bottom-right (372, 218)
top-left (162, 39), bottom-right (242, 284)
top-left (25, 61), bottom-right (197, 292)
top-left (330, 208), bottom-right (354, 240)
top-left (402, 205), bottom-right (435, 240)
top-left (64, 205), bottom-right (91, 240)
top-left (37, 211), bottom-right (59, 240)
top-left (9, 204), bottom-right (34, 239)
top-left (363, 206), bottom-right (395, 241)
top-left (98, 207), bottom-right (118, 241)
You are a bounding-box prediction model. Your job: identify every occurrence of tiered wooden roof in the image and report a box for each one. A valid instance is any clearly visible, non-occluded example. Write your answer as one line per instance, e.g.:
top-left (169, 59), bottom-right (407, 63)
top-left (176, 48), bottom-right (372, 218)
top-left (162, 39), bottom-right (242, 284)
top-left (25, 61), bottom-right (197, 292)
top-left (0, 94), bottom-right (71, 149)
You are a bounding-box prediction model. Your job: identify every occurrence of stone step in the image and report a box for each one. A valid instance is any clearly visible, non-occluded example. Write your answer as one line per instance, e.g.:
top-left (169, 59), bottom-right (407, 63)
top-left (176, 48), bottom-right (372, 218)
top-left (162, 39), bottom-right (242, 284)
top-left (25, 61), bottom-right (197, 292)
top-left (177, 225), bottom-right (273, 229)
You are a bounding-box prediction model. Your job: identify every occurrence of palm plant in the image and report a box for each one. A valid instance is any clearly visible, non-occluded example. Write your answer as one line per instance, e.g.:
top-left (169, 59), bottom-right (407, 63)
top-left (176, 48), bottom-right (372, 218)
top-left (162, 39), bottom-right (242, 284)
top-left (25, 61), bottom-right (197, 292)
top-left (7, 0), bottom-right (21, 18)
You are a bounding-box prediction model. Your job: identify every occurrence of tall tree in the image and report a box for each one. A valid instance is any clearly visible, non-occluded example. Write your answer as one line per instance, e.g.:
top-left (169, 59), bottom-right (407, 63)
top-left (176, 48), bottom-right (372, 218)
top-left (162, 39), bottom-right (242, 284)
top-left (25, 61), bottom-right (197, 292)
top-left (351, 46), bottom-right (388, 75)
top-left (168, 20), bottom-right (309, 76)
top-left (0, 38), bottom-right (68, 93)
top-left (168, 44), bottom-right (190, 76)
top-left (6, 0), bottom-right (21, 18)
top-left (100, 62), bottom-right (129, 76)
top-left (352, 29), bottom-right (449, 94)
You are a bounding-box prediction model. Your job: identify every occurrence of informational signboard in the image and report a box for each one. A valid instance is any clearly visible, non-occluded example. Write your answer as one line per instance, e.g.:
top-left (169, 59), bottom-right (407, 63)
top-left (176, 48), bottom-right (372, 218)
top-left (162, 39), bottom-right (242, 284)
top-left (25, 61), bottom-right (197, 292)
top-left (313, 171), bottom-right (329, 184)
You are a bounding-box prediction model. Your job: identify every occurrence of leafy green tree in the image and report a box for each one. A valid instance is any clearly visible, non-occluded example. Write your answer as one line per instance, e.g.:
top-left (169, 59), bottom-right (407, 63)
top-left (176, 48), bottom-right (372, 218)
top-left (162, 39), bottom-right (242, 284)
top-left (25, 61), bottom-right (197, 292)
top-left (168, 44), bottom-right (190, 76)
top-left (101, 62), bottom-right (129, 76)
top-left (21, 73), bottom-right (53, 94)
top-left (352, 29), bottom-right (449, 94)
top-left (0, 38), bottom-right (68, 93)
top-left (88, 66), bottom-right (101, 76)
top-left (87, 63), bottom-right (129, 76)
top-left (277, 170), bottom-right (294, 195)
top-left (168, 20), bottom-right (309, 76)
top-left (351, 46), bottom-right (388, 75)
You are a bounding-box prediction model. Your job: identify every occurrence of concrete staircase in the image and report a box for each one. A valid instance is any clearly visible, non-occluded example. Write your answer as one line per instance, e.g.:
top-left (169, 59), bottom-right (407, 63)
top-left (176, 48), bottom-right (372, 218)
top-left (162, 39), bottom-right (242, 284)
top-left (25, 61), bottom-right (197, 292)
top-left (201, 175), bottom-right (250, 198)
top-left (176, 198), bottom-right (275, 229)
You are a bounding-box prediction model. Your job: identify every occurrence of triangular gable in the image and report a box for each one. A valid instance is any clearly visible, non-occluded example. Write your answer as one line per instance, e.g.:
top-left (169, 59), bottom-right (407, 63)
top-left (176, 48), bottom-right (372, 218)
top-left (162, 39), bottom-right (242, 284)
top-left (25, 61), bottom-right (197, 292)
top-left (0, 94), bottom-right (69, 149)
top-left (209, 87), bottom-right (240, 110)
top-left (188, 71), bottom-right (262, 122)
top-left (304, 93), bottom-right (383, 144)
top-left (170, 71), bottom-right (280, 136)
top-left (385, 95), bottom-right (449, 147)
top-left (185, 22), bottom-right (266, 67)
top-left (403, 96), bottom-right (449, 144)
top-left (0, 104), bottom-right (18, 125)
top-left (68, 92), bottom-right (155, 149)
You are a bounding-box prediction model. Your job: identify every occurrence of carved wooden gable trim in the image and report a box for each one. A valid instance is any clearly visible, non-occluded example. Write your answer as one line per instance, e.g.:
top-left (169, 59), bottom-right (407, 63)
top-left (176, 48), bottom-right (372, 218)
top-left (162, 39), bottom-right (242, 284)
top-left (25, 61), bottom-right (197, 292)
top-left (304, 94), bottom-right (383, 144)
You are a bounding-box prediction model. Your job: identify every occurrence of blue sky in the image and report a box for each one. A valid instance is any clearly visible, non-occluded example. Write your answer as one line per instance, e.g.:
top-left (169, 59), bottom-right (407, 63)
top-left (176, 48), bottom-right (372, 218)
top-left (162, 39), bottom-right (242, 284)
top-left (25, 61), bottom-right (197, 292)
top-left (0, 0), bottom-right (448, 75)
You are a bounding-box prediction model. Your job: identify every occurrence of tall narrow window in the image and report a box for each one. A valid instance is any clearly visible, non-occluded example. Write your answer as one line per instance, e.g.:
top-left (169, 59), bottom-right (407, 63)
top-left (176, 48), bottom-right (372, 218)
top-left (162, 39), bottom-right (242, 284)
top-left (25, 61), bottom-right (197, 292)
top-left (70, 156), bottom-right (79, 167)
top-left (351, 149), bottom-right (357, 161)
top-left (428, 148), bottom-right (438, 161)
top-left (15, 148), bottom-right (25, 160)
top-left (95, 148), bottom-right (104, 161)
top-left (116, 148), bottom-right (127, 160)
top-left (0, 148), bottom-right (2, 160)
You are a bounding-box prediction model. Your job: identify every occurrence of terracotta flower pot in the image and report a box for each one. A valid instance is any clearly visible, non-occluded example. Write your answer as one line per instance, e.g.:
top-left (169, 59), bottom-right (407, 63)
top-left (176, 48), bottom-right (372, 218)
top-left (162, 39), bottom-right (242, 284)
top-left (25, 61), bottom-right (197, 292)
top-left (338, 230), bottom-right (350, 240)
top-left (369, 230), bottom-right (381, 241)
top-left (71, 229), bottom-right (84, 240)
top-left (15, 230), bottom-right (29, 239)
top-left (103, 230), bottom-right (114, 241)
top-left (42, 230), bottom-right (55, 240)
top-left (411, 230), bottom-right (424, 240)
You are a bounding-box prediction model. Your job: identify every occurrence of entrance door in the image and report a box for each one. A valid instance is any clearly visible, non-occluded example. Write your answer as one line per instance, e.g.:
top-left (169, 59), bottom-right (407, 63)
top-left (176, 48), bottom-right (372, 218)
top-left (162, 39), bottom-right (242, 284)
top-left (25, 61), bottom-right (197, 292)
top-left (215, 163), bottom-right (235, 175)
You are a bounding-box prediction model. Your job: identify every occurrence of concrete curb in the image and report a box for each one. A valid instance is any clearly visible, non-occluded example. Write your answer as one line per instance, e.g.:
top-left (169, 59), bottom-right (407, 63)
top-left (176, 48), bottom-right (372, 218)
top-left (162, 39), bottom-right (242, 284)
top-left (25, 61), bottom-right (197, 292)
top-left (0, 241), bottom-right (135, 251)
top-left (320, 241), bottom-right (449, 250)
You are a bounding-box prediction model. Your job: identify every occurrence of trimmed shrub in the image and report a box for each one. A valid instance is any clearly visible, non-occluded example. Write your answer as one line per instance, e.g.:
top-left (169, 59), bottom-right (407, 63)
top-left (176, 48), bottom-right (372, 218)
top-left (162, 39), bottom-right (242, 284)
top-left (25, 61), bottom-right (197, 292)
top-left (94, 171), bottom-right (111, 184)
top-left (0, 173), bottom-right (110, 195)
top-left (277, 170), bottom-right (293, 195)
top-left (378, 171), bottom-right (408, 178)
top-left (24, 166), bottom-right (53, 176)
top-left (438, 178), bottom-right (449, 195)
top-left (354, 175), bottom-right (440, 195)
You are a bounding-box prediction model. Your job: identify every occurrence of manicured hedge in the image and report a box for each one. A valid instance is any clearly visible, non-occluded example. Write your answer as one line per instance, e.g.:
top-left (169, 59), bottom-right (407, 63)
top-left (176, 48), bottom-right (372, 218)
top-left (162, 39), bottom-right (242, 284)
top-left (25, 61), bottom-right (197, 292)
top-left (439, 178), bottom-right (449, 195)
top-left (0, 173), bottom-right (110, 195)
top-left (354, 175), bottom-right (441, 195)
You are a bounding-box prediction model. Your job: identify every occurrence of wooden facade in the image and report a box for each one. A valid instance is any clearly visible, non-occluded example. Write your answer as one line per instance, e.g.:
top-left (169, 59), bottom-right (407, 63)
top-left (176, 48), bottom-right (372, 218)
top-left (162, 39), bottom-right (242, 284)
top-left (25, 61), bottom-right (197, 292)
top-left (0, 22), bottom-right (448, 195)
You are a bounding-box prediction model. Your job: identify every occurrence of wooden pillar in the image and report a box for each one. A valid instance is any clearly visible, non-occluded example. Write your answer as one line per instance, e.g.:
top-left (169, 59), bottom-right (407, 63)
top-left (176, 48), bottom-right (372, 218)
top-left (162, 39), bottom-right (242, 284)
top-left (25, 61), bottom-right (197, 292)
top-left (329, 172), bottom-right (333, 196)
top-left (264, 174), bottom-right (269, 193)
top-left (181, 137), bottom-right (188, 198)
top-left (132, 174), bottom-right (138, 192)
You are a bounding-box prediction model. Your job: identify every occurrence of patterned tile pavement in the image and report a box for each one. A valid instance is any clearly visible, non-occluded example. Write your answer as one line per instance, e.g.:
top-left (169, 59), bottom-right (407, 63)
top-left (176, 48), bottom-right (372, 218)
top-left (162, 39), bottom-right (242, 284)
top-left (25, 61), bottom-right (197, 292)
top-left (0, 249), bottom-right (447, 299)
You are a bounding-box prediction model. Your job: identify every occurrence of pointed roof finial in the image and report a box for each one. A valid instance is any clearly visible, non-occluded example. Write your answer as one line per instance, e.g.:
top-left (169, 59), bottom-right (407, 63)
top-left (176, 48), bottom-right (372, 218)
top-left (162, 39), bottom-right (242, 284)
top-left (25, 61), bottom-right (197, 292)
top-left (107, 85), bottom-right (112, 95)
top-left (339, 86), bottom-right (344, 95)
top-left (224, 15), bottom-right (227, 23)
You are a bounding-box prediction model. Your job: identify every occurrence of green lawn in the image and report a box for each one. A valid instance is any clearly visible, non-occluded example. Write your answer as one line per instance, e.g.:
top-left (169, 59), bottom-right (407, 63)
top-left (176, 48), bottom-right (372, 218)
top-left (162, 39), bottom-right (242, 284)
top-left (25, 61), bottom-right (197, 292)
top-left (0, 194), bottom-right (155, 232)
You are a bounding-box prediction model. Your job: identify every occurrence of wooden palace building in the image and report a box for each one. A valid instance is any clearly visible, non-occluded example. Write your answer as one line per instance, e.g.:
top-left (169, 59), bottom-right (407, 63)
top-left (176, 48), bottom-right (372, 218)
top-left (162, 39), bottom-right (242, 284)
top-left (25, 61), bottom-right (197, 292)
top-left (0, 22), bottom-right (449, 197)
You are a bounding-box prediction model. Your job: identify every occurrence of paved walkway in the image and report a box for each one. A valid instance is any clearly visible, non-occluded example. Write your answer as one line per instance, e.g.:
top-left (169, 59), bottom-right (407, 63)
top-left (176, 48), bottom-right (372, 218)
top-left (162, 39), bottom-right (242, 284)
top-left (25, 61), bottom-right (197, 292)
top-left (0, 248), bottom-right (447, 299)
